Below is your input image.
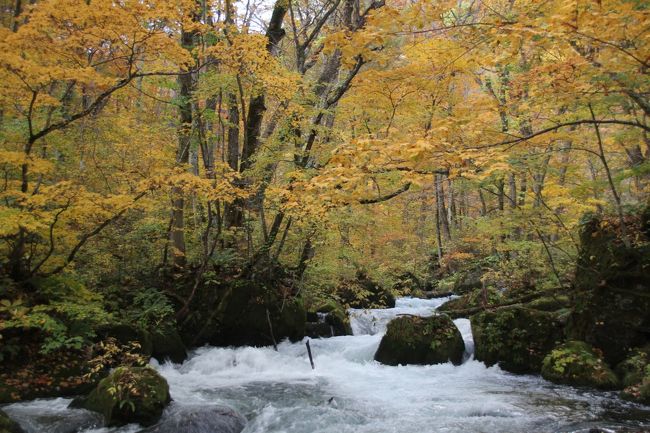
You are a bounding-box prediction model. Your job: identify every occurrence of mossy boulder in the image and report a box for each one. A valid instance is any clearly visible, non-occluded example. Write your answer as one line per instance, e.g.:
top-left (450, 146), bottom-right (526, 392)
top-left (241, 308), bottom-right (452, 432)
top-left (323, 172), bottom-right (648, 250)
top-left (567, 211), bottom-right (650, 366)
top-left (374, 314), bottom-right (465, 366)
top-left (620, 365), bottom-right (650, 405)
top-left (206, 281), bottom-right (306, 347)
top-left (150, 326), bottom-right (187, 364)
top-left (541, 341), bottom-right (619, 389)
top-left (73, 366), bottom-right (170, 427)
top-left (472, 306), bottom-right (564, 373)
top-left (617, 347), bottom-right (650, 404)
top-left (0, 410), bottom-right (24, 433)
top-left (616, 347), bottom-right (650, 387)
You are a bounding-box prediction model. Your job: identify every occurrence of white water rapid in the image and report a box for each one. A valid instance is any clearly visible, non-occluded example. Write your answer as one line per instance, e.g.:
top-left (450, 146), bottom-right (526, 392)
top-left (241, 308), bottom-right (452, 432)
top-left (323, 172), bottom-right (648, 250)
top-left (4, 297), bottom-right (650, 433)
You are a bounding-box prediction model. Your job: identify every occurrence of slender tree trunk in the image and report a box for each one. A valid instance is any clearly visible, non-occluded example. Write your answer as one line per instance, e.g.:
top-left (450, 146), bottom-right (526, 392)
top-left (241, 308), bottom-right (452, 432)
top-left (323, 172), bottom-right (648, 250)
top-left (170, 25), bottom-right (196, 268)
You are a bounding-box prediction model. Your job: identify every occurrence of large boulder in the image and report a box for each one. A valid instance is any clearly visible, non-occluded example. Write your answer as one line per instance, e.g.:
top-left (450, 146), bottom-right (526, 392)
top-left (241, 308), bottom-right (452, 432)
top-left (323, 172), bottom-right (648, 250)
top-left (72, 366), bottom-right (170, 427)
top-left (541, 341), bottom-right (619, 389)
top-left (138, 404), bottom-right (246, 433)
top-left (471, 306), bottom-right (564, 373)
top-left (151, 326), bottom-right (187, 364)
top-left (567, 211), bottom-right (650, 366)
top-left (374, 314), bottom-right (465, 366)
top-left (2, 402), bottom-right (102, 433)
top-left (205, 281), bottom-right (306, 347)
top-left (0, 410), bottom-right (24, 433)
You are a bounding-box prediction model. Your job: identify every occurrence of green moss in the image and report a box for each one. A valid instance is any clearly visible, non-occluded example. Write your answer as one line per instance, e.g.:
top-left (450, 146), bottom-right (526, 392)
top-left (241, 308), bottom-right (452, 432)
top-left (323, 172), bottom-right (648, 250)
top-left (0, 409), bottom-right (24, 433)
top-left (616, 347), bottom-right (650, 387)
top-left (541, 341), bottom-right (619, 390)
top-left (314, 300), bottom-right (352, 335)
top-left (621, 365), bottom-right (650, 405)
top-left (471, 306), bottom-right (563, 373)
top-left (618, 347), bottom-right (650, 404)
top-left (374, 314), bottom-right (465, 366)
top-left (78, 366), bottom-right (170, 427)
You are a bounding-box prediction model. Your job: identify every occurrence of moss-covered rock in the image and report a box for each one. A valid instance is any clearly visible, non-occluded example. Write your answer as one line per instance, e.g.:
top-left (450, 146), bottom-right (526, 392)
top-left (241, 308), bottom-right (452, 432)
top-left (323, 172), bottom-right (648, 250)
top-left (314, 300), bottom-right (352, 336)
top-left (0, 409), bottom-right (24, 433)
top-left (620, 365), bottom-right (650, 405)
top-left (150, 326), bottom-right (187, 364)
top-left (374, 314), bottom-right (465, 366)
top-left (616, 347), bottom-right (650, 387)
top-left (73, 366), bottom-right (170, 427)
top-left (472, 306), bottom-right (564, 373)
top-left (617, 347), bottom-right (650, 404)
top-left (567, 211), bottom-right (650, 366)
top-left (541, 341), bottom-right (619, 389)
top-left (205, 281), bottom-right (306, 347)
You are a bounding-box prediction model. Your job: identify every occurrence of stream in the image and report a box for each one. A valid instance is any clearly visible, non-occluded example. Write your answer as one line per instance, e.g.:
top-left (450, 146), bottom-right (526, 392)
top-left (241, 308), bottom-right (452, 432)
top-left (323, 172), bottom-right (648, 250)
top-left (4, 297), bottom-right (650, 433)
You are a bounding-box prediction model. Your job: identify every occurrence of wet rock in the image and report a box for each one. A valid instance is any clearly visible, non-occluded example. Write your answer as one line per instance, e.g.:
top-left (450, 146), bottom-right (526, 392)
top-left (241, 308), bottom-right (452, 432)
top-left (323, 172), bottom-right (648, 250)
top-left (472, 306), bottom-right (564, 373)
top-left (313, 300), bottom-right (352, 336)
top-left (72, 366), bottom-right (170, 427)
top-left (541, 341), bottom-right (619, 390)
top-left (138, 404), bottom-right (246, 433)
top-left (0, 409), bottom-right (25, 433)
top-left (374, 314), bottom-right (465, 366)
top-left (305, 322), bottom-right (334, 338)
top-left (566, 211), bottom-right (650, 366)
top-left (2, 402), bottom-right (102, 433)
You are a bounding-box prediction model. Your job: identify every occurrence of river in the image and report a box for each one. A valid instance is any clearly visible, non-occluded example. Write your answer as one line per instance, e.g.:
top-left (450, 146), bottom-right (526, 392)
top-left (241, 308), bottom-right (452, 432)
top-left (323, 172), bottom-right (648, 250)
top-left (4, 297), bottom-right (650, 432)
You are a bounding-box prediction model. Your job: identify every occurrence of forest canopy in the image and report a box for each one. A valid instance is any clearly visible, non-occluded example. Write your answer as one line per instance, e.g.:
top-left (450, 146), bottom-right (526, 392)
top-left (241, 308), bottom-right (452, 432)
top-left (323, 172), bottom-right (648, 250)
top-left (0, 0), bottom-right (648, 368)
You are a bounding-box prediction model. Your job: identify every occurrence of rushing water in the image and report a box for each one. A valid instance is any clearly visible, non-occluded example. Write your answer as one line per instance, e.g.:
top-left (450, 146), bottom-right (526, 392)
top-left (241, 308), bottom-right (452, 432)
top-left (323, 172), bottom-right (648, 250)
top-left (4, 297), bottom-right (650, 433)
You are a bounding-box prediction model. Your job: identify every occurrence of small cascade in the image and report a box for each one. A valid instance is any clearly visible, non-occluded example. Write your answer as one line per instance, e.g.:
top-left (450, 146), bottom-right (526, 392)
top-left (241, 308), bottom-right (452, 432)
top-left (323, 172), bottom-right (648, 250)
top-left (348, 296), bottom-right (454, 336)
top-left (453, 318), bottom-right (475, 360)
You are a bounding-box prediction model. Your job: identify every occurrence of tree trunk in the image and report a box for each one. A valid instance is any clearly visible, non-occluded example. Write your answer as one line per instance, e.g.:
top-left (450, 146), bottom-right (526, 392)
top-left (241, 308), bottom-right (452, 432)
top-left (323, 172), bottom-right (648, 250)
top-left (170, 25), bottom-right (196, 269)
